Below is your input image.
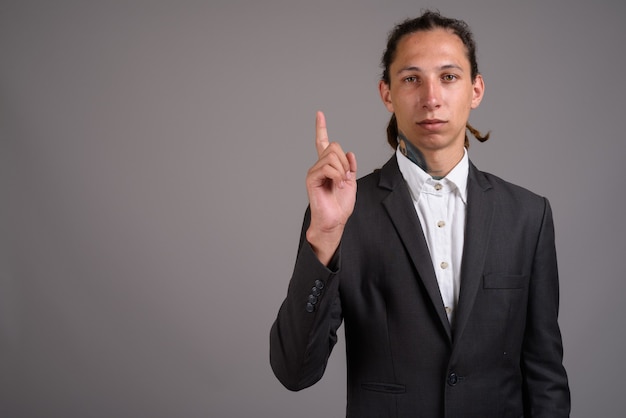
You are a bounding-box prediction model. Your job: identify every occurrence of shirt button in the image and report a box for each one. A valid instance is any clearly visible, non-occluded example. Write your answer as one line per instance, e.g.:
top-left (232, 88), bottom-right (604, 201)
top-left (440, 261), bottom-right (449, 269)
top-left (445, 306), bottom-right (452, 314)
top-left (437, 220), bottom-right (445, 228)
top-left (434, 183), bottom-right (443, 191)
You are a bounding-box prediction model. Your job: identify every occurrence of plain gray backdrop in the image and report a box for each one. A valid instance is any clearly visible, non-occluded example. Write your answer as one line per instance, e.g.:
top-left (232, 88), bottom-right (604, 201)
top-left (2, 0), bottom-right (625, 416)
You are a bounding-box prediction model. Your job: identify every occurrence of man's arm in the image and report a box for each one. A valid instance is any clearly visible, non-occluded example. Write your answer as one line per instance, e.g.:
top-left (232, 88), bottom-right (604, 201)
top-left (522, 198), bottom-right (571, 416)
top-left (270, 112), bottom-right (357, 390)
top-left (270, 209), bottom-right (343, 390)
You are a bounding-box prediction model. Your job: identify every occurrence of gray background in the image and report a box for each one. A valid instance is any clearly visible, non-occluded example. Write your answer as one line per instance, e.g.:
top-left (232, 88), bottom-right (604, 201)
top-left (1, 0), bottom-right (624, 416)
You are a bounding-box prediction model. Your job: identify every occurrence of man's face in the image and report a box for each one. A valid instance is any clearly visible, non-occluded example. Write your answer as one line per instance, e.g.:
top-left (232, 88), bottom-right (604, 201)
top-left (379, 28), bottom-right (484, 154)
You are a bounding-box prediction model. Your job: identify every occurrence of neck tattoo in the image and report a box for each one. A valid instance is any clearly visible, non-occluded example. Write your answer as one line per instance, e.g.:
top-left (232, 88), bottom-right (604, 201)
top-left (397, 132), bottom-right (443, 179)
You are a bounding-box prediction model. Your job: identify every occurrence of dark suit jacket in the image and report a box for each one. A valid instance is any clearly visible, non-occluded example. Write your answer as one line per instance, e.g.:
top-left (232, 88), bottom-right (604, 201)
top-left (270, 155), bottom-right (570, 417)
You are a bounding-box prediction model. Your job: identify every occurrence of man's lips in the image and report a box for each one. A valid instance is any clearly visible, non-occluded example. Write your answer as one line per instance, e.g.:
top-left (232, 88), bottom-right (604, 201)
top-left (417, 119), bottom-right (447, 131)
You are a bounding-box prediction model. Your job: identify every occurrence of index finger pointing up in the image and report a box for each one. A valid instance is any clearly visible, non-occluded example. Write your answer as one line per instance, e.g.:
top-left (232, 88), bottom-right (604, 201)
top-left (315, 111), bottom-right (330, 157)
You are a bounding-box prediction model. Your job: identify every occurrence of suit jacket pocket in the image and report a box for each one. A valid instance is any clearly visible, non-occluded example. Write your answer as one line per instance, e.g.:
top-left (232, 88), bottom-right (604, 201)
top-left (361, 382), bottom-right (406, 394)
top-left (483, 274), bottom-right (528, 289)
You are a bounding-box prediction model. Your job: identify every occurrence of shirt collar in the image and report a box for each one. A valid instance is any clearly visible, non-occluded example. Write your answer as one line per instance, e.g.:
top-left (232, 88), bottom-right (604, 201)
top-left (396, 147), bottom-right (469, 204)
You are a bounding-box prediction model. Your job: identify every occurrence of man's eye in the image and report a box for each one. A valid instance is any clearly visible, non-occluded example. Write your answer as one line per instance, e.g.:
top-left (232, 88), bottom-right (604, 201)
top-left (404, 76), bottom-right (418, 83)
top-left (442, 74), bottom-right (457, 82)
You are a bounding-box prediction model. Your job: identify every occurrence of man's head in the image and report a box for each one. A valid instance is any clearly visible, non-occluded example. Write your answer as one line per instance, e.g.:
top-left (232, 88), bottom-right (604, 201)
top-left (379, 10), bottom-right (489, 150)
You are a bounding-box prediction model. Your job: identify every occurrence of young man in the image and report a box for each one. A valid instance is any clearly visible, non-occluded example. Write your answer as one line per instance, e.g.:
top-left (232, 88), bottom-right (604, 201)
top-left (270, 11), bottom-right (570, 417)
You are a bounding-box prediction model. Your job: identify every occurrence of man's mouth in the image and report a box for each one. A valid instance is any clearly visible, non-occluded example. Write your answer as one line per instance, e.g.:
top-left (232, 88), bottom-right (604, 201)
top-left (417, 119), bottom-right (447, 130)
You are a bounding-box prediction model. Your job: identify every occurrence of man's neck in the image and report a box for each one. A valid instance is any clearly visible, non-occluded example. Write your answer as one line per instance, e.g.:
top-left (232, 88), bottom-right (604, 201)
top-left (397, 132), bottom-right (465, 178)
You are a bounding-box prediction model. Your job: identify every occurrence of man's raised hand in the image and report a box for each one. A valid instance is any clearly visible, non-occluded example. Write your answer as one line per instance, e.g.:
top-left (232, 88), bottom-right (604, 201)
top-left (305, 111), bottom-right (357, 265)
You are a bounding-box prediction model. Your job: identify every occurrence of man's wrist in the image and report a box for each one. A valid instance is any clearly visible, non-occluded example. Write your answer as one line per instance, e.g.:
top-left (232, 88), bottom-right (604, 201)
top-left (305, 226), bottom-right (343, 266)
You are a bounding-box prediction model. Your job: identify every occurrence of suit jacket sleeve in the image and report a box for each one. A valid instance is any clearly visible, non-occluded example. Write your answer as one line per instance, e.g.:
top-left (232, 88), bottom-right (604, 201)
top-left (522, 198), bottom-right (570, 416)
top-left (270, 207), bottom-right (343, 391)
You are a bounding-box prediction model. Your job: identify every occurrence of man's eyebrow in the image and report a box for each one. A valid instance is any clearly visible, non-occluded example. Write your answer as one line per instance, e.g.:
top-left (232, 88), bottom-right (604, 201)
top-left (396, 64), bottom-right (464, 75)
top-left (396, 66), bottom-right (422, 75)
top-left (440, 64), bottom-right (464, 71)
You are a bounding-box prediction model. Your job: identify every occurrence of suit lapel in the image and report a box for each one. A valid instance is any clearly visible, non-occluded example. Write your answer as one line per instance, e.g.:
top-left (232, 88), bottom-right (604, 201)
top-left (452, 162), bottom-right (494, 343)
top-left (379, 157), bottom-right (452, 340)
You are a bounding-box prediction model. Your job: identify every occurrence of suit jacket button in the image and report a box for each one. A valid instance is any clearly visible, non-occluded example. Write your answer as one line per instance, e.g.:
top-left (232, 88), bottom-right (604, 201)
top-left (447, 373), bottom-right (458, 386)
top-left (314, 280), bottom-right (324, 290)
top-left (305, 302), bottom-right (315, 313)
top-left (308, 295), bottom-right (318, 305)
top-left (311, 286), bottom-right (321, 297)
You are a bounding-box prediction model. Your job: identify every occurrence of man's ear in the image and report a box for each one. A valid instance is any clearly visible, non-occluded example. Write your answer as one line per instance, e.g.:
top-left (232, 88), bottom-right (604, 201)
top-left (379, 80), bottom-right (394, 113)
top-left (471, 74), bottom-right (485, 109)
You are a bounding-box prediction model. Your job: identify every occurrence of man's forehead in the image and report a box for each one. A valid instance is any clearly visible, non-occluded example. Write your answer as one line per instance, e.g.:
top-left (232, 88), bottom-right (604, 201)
top-left (399, 29), bottom-right (465, 52)
top-left (393, 31), bottom-right (470, 68)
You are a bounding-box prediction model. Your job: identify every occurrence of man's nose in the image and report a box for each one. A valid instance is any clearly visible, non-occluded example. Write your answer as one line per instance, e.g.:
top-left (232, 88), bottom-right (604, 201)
top-left (421, 80), bottom-right (441, 110)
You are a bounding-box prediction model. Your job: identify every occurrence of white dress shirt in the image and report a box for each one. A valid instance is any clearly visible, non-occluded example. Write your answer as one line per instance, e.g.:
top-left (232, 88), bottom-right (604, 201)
top-left (396, 147), bottom-right (469, 324)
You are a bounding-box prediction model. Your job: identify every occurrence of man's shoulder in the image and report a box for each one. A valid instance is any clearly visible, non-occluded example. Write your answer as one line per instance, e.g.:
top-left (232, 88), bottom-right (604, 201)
top-left (472, 164), bottom-right (548, 207)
